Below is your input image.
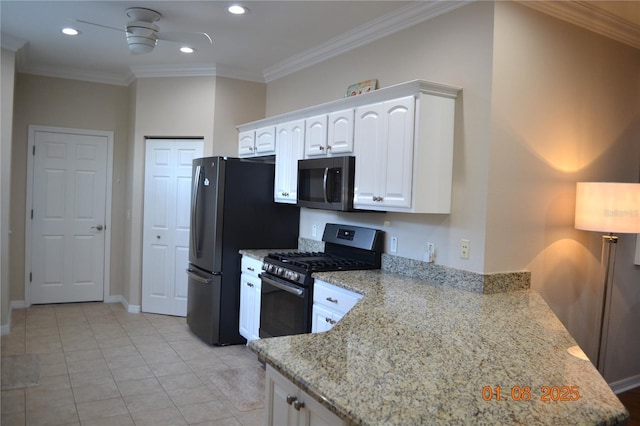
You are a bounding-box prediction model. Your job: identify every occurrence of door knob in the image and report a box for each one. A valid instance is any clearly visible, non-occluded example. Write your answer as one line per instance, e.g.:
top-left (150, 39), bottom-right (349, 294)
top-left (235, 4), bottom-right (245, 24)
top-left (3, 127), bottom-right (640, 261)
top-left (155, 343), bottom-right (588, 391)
top-left (91, 225), bottom-right (104, 231)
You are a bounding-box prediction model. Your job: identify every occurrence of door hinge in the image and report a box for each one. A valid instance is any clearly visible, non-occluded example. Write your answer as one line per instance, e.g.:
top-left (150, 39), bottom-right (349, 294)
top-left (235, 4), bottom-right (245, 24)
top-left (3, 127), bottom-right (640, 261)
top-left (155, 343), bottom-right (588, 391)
top-left (31, 209), bottom-right (33, 219)
top-left (29, 272), bottom-right (32, 282)
top-left (32, 146), bottom-right (35, 155)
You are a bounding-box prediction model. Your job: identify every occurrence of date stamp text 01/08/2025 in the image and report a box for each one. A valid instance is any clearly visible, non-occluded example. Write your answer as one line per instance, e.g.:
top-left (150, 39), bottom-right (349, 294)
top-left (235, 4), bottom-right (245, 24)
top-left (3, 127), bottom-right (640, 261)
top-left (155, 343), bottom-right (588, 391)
top-left (482, 386), bottom-right (581, 402)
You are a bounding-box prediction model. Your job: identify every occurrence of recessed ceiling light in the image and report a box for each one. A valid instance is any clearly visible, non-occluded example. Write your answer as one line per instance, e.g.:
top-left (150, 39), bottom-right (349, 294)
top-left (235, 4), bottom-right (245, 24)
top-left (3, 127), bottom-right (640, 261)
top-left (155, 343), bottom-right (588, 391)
top-left (61, 27), bottom-right (80, 36)
top-left (228, 5), bottom-right (248, 15)
top-left (180, 46), bottom-right (195, 54)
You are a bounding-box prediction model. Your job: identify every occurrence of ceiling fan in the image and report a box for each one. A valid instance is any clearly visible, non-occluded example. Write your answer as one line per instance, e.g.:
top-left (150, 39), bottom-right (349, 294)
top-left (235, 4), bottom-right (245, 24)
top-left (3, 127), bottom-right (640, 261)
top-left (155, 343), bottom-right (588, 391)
top-left (75, 7), bottom-right (212, 54)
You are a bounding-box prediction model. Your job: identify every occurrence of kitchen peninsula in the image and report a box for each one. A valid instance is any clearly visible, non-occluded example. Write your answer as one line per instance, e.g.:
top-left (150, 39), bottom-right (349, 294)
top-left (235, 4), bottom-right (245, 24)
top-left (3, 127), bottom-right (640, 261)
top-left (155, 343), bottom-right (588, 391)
top-left (247, 258), bottom-right (629, 425)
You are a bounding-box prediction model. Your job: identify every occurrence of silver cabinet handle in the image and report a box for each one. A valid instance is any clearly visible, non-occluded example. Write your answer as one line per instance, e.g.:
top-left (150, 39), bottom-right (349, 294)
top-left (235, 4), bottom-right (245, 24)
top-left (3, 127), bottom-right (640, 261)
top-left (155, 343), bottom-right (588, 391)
top-left (91, 225), bottom-right (104, 231)
top-left (326, 297), bottom-right (338, 304)
top-left (293, 400), bottom-right (305, 411)
top-left (318, 146), bottom-right (324, 151)
top-left (325, 317), bottom-right (337, 325)
top-left (247, 267), bottom-right (255, 272)
top-left (286, 395), bottom-right (297, 405)
top-left (247, 283), bottom-right (254, 288)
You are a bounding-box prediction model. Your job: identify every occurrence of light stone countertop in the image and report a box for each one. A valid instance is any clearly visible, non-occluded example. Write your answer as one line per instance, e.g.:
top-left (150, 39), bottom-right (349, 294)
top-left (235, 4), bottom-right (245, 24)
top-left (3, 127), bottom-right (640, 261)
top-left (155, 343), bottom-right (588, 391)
top-left (246, 264), bottom-right (629, 425)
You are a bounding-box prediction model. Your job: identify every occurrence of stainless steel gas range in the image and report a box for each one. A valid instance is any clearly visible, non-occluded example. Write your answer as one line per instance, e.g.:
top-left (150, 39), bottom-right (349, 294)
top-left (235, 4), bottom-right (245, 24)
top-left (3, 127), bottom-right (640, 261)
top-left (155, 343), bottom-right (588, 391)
top-left (259, 223), bottom-right (384, 338)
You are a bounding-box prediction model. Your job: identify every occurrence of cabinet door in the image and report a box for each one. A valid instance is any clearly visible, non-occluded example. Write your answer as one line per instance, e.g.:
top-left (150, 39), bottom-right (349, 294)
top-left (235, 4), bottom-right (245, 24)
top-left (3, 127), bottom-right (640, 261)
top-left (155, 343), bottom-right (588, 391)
top-left (354, 96), bottom-right (415, 210)
top-left (275, 120), bottom-right (305, 203)
top-left (238, 130), bottom-right (255, 157)
top-left (311, 304), bottom-right (336, 333)
top-left (304, 114), bottom-right (328, 158)
top-left (255, 126), bottom-right (276, 155)
top-left (353, 102), bottom-right (385, 208)
top-left (379, 96), bottom-right (415, 209)
top-left (265, 366), bottom-right (300, 426)
top-left (239, 273), bottom-right (260, 341)
top-left (327, 109), bottom-right (354, 155)
top-left (250, 278), bottom-right (262, 341)
top-left (300, 388), bottom-right (345, 426)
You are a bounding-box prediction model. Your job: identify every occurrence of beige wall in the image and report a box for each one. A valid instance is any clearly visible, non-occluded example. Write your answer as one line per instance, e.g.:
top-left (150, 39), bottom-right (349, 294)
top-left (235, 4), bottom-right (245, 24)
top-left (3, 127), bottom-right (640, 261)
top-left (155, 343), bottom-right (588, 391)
top-left (489, 2), bottom-right (640, 383)
top-left (267, 1), bottom-right (497, 273)
top-left (1, 48), bottom-right (16, 329)
top-left (213, 77), bottom-right (266, 157)
top-left (265, 2), bottom-right (640, 384)
top-left (9, 74), bottom-right (129, 304)
top-left (125, 76), bottom-right (216, 307)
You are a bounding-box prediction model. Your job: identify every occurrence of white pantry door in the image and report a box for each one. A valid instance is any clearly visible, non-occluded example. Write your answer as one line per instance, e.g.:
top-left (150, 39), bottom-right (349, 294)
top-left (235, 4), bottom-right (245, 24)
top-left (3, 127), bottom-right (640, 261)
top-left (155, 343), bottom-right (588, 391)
top-left (31, 129), bottom-right (109, 304)
top-left (142, 139), bottom-right (203, 316)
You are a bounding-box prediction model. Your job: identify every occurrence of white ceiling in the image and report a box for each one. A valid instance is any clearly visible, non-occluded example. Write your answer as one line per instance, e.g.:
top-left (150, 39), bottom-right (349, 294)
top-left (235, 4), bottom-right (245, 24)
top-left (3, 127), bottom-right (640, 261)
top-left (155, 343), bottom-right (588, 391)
top-left (1, 1), bottom-right (638, 86)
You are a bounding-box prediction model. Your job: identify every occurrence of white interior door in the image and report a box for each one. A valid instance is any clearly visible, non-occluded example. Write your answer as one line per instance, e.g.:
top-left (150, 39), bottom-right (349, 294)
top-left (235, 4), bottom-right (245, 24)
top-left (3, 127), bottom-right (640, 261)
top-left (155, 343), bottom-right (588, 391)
top-left (31, 129), bottom-right (109, 304)
top-left (142, 139), bottom-right (203, 316)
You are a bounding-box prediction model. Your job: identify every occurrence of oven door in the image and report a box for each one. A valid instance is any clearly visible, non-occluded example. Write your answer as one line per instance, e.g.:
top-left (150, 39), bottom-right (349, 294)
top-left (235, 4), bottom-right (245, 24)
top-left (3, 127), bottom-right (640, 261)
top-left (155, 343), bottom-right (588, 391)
top-left (259, 273), bottom-right (311, 338)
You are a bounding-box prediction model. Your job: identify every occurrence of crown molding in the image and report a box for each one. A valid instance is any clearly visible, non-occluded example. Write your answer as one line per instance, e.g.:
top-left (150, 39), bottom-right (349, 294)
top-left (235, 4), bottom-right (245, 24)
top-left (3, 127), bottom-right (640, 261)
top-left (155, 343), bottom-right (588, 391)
top-left (129, 64), bottom-right (217, 79)
top-left (19, 64), bottom-right (132, 86)
top-left (262, 1), bottom-right (472, 83)
top-left (519, 0), bottom-right (640, 50)
top-left (0, 33), bottom-right (27, 52)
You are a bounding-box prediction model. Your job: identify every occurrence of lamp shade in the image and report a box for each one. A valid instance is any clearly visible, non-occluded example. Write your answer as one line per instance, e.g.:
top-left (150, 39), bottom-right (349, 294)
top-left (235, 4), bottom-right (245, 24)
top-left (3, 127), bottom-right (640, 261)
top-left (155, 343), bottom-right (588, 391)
top-left (575, 182), bottom-right (640, 233)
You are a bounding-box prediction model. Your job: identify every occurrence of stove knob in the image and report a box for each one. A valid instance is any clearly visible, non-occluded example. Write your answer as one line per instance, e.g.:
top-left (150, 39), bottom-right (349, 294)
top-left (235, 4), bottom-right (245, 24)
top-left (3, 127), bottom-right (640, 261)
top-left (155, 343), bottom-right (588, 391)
top-left (262, 263), bottom-right (268, 271)
top-left (290, 272), bottom-right (299, 281)
top-left (276, 267), bottom-right (283, 276)
top-left (268, 264), bottom-right (276, 273)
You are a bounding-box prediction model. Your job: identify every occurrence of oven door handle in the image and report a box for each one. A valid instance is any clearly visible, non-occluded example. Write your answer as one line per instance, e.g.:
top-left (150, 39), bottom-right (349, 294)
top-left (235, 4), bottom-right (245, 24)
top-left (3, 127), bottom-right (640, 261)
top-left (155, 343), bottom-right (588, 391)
top-left (322, 167), bottom-right (329, 204)
top-left (260, 274), bottom-right (304, 297)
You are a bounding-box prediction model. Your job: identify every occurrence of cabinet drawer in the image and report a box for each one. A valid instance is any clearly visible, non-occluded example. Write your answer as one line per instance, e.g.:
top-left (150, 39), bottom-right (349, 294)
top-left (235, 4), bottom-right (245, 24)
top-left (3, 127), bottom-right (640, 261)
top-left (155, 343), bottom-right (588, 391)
top-left (241, 256), bottom-right (263, 277)
top-left (313, 280), bottom-right (361, 315)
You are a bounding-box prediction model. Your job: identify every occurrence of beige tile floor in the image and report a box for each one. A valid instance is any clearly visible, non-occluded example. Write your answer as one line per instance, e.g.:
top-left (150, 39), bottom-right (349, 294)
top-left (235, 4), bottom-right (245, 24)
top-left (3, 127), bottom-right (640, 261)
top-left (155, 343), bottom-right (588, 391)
top-left (1, 302), bottom-right (265, 426)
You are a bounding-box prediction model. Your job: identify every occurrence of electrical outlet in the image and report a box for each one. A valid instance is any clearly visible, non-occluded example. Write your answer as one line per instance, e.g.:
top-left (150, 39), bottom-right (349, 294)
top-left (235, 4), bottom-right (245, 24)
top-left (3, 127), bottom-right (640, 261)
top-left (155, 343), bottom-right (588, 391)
top-left (390, 236), bottom-right (398, 253)
top-left (312, 224), bottom-right (317, 238)
top-left (460, 239), bottom-right (470, 259)
top-left (425, 242), bottom-right (435, 263)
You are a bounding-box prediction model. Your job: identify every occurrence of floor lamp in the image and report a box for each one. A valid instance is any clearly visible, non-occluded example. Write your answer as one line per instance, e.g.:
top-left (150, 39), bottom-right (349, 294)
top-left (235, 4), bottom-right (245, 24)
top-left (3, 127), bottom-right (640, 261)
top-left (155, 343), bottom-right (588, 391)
top-left (574, 182), bottom-right (640, 375)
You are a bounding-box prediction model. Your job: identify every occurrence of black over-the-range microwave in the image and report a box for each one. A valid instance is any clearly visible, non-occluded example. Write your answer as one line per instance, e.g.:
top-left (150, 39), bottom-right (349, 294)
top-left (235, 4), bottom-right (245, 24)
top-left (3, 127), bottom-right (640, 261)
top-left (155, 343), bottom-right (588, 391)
top-left (297, 156), bottom-right (356, 211)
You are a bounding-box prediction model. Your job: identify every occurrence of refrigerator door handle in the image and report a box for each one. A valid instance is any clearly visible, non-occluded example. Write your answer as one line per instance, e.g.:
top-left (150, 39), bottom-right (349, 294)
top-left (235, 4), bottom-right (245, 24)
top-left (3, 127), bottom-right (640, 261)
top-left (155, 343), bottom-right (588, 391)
top-left (186, 268), bottom-right (213, 284)
top-left (190, 164), bottom-right (201, 258)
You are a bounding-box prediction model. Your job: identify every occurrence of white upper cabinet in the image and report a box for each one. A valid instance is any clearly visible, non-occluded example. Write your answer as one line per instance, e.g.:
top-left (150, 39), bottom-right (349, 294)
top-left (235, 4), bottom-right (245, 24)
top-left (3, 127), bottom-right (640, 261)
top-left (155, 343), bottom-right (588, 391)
top-left (304, 114), bottom-right (328, 158)
top-left (239, 126), bottom-right (276, 157)
top-left (305, 110), bottom-right (355, 158)
top-left (237, 80), bottom-right (460, 213)
top-left (354, 96), bottom-right (415, 210)
top-left (275, 120), bottom-right (305, 204)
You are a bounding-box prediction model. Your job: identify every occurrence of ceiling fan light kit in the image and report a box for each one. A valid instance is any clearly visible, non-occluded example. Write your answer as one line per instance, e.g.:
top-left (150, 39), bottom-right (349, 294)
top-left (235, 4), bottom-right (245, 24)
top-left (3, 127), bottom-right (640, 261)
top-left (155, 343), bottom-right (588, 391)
top-left (74, 6), bottom-right (211, 55)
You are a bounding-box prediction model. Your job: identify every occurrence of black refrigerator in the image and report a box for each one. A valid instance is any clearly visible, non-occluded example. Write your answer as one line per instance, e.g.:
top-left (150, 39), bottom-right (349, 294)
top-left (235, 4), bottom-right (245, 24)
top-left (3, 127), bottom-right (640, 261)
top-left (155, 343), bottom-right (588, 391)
top-left (186, 157), bottom-right (299, 345)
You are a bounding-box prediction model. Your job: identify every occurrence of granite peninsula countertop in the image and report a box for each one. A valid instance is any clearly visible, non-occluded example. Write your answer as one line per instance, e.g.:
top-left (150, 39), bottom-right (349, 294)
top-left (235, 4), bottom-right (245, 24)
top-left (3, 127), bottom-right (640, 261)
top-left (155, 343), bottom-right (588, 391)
top-left (241, 250), bottom-right (628, 425)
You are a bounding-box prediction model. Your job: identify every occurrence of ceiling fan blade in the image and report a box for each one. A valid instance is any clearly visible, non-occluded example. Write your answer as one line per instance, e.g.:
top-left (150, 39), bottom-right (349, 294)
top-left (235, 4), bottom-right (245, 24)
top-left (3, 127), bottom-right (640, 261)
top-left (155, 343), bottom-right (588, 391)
top-left (157, 31), bottom-right (212, 45)
top-left (74, 18), bottom-right (125, 33)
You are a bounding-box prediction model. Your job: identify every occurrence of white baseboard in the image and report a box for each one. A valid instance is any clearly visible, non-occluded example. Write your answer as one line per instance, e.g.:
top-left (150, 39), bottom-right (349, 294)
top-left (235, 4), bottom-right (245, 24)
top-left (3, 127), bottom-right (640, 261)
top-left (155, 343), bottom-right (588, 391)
top-left (610, 373), bottom-right (640, 394)
top-left (104, 295), bottom-right (123, 304)
top-left (11, 300), bottom-right (27, 309)
top-left (105, 295), bottom-right (141, 313)
top-left (127, 304), bottom-right (141, 313)
top-left (1, 301), bottom-right (28, 336)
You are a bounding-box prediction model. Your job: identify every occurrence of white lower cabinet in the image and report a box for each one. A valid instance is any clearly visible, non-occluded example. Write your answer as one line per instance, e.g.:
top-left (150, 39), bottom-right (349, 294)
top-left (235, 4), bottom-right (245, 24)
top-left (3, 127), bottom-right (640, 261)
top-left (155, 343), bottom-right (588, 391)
top-left (265, 364), bottom-right (346, 426)
top-left (312, 280), bottom-right (362, 333)
top-left (239, 256), bottom-right (263, 341)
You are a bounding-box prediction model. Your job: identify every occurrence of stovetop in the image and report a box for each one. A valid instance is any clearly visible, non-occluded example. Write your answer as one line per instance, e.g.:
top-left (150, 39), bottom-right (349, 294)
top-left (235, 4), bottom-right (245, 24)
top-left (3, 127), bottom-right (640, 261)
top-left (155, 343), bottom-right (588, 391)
top-left (265, 251), bottom-right (371, 273)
